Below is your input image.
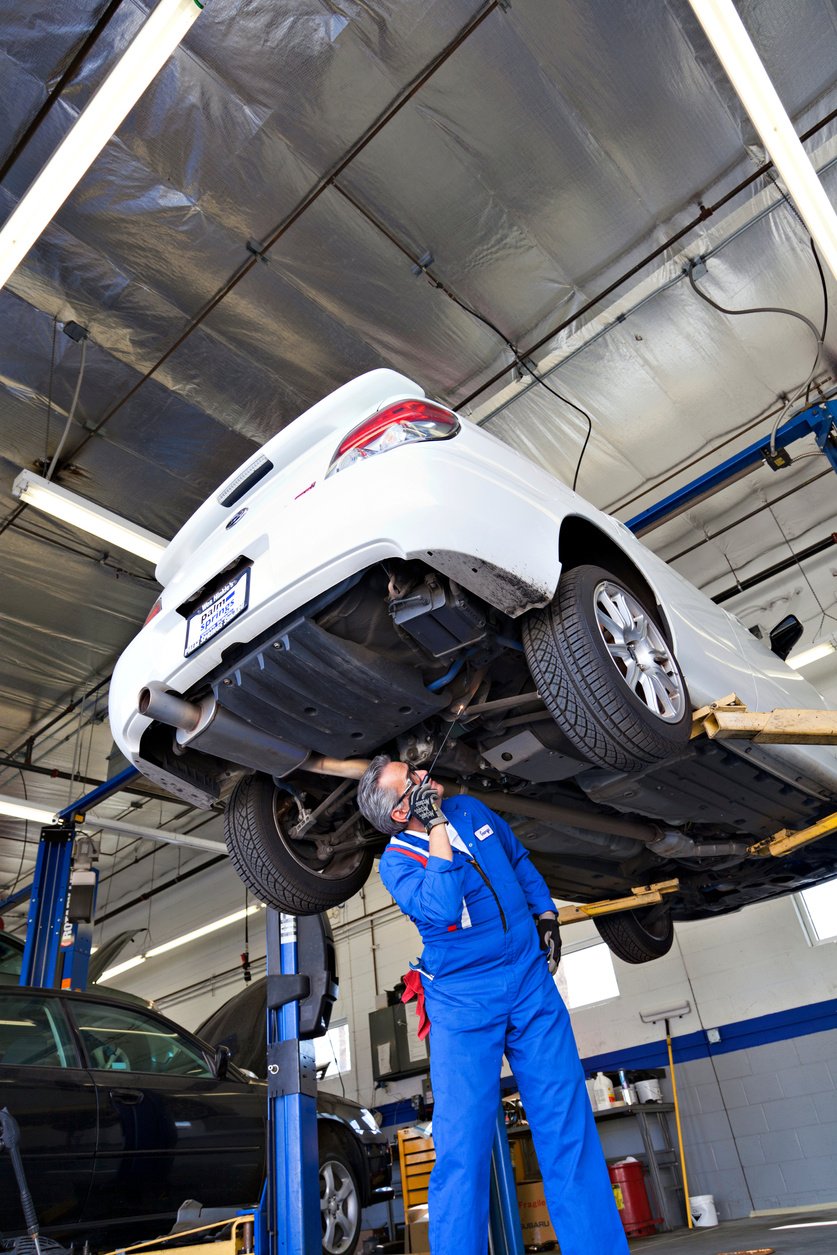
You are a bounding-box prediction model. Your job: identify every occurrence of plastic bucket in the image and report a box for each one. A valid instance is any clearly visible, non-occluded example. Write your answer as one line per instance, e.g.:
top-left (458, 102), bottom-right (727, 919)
top-left (689, 1194), bottom-right (718, 1227)
top-left (635, 1078), bottom-right (662, 1103)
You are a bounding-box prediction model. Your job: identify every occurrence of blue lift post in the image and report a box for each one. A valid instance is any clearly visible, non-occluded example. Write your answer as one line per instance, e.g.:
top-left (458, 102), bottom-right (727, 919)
top-left (261, 910), bottom-right (322, 1255)
top-left (626, 397), bottom-right (837, 535)
top-left (489, 1109), bottom-right (526, 1255)
top-left (18, 766), bottom-right (139, 989)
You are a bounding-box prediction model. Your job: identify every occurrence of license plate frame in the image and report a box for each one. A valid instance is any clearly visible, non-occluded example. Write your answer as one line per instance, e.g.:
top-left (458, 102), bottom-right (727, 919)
top-left (184, 568), bottom-right (250, 657)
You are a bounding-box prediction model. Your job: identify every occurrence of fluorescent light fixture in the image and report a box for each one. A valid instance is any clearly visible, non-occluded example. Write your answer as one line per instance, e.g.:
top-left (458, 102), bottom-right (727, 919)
top-left (787, 641), bottom-right (835, 670)
top-left (0, 0), bottom-right (203, 289)
top-left (688, 0), bottom-right (837, 282)
top-left (13, 469), bottom-right (168, 564)
top-left (145, 905), bottom-right (261, 958)
top-left (0, 794), bottom-right (56, 825)
top-left (97, 955), bottom-right (147, 983)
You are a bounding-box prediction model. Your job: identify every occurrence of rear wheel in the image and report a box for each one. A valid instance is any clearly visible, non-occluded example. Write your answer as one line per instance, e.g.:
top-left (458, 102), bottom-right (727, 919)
top-left (224, 773), bottom-right (374, 914)
top-left (522, 563), bottom-right (690, 772)
top-left (594, 905), bottom-right (674, 963)
top-left (319, 1137), bottom-right (362, 1255)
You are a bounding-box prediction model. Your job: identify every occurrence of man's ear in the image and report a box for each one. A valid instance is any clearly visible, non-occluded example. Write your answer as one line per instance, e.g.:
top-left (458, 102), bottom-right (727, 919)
top-left (391, 797), bottom-right (410, 826)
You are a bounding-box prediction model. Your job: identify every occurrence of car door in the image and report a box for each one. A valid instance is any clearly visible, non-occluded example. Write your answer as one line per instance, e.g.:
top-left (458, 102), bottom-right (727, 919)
top-left (0, 989), bottom-right (98, 1236)
top-left (67, 996), bottom-right (265, 1228)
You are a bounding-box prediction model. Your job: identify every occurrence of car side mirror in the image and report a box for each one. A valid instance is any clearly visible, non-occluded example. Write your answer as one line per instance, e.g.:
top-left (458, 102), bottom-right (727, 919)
top-left (769, 614), bottom-right (804, 661)
top-left (213, 1044), bottom-right (231, 1079)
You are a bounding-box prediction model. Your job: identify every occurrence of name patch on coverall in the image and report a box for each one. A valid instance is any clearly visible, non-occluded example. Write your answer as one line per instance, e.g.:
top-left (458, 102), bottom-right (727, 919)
top-left (475, 824), bottom-right (493, 840)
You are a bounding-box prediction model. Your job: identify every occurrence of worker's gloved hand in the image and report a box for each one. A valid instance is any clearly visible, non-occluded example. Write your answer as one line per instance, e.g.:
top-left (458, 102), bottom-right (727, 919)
top-left (408, 779), bottom-right (447, 833)
top-left (537, 916), bottom-right (561, 974)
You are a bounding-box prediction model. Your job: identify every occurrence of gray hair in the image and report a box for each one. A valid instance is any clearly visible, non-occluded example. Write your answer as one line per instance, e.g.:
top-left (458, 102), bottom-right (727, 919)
top-left (357, 754), bottom-right (405, 836)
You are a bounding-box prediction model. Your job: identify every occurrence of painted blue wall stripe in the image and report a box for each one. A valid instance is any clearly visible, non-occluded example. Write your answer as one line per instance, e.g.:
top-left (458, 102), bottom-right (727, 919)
top-left (374, 996), bottom-right (837, 1126)
top-left (581, 995), bottom-right (837, 1075)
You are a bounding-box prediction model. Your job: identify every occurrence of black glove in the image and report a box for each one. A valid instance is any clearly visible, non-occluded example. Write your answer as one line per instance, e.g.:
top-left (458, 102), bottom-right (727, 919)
top-left (537, 916), bottom-right (561, 974)
top-left (408, 779), bottom-right (447, 832)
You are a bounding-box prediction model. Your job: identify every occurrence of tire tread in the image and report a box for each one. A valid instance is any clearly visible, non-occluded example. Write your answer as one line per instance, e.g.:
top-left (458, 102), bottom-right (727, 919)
top-left (523, 564), bottom-right (690, 772)
top-left (225, 774), bottom-right (372, 915)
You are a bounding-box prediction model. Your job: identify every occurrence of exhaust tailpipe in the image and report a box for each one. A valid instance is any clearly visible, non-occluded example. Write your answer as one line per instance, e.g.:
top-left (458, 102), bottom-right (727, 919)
top-left (139, 684), bottom-right (373, 782)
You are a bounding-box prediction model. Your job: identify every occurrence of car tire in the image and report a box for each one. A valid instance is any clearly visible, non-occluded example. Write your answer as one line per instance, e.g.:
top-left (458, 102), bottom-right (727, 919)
top-left (593, 905), bottom-right (674, 963)
top-left (224, 773), bottom-right (374, 915)
top-left (319, 1134), bottom-right (362, 1255)
top-left (522, 563), bottom-right (691, 772)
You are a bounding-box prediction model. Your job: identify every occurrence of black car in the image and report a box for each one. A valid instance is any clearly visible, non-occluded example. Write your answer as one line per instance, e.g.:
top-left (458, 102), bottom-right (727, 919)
top-left (0, 986), bottom-right (391, 1255)
top-left (196, 977), bottom-right (393, 1255)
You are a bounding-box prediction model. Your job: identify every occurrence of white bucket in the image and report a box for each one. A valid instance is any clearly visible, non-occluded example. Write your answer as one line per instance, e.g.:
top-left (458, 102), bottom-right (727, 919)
top-left (635, 1078), bottom-right (662, 1103)
top-left (689, 1194), bottom-right (718, 1227)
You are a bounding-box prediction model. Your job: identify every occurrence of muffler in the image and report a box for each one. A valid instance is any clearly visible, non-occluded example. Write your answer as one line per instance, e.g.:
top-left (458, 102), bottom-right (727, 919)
top-left (139, 683), bottom-right (311, 778)
top-left (139, 683), bottom-right (373, 782)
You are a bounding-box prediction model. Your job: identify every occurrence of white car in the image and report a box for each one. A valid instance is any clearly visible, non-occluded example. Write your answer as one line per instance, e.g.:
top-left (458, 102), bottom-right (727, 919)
top-left (110, 370), bottom-right (837, 962)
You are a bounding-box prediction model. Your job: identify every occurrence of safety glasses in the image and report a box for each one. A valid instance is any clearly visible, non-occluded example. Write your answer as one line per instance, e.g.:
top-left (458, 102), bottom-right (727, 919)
top-left (391, 767), bottom-right (421, 818)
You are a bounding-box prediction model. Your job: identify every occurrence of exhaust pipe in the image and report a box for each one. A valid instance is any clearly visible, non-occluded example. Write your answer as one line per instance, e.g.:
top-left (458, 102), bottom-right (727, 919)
top-left (138, 685), bottom-right (202, 732)
top-left (303, 756), bottom-right (370, 780)
top-left (139, 684), bottom-right (373, 782)
top-left (139, 683), bottom-right (311, 778)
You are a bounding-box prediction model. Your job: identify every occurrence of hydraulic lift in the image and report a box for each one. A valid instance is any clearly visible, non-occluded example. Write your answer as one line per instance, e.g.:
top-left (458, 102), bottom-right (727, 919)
top-left (10, 692), bottom-right (837, 1255)
top-left (15, 765), bottom-right (139, 990)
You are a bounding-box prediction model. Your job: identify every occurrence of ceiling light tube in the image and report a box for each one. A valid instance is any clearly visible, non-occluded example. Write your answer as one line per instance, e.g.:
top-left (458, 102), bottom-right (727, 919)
top-left (0, 794), bottom-right (57, 825)
top-left (145, 905), bottom-right (261, 957)
top-left (786, 641), bottom-right (835, 671)
top-left (13, 469), bottom-right (168, 564)
top-left (688, 0), bottom-right (837, 282)
top-left (0, 0), bottom-right (203, 290)
top-left (97, 955), bottom-right (147, 983)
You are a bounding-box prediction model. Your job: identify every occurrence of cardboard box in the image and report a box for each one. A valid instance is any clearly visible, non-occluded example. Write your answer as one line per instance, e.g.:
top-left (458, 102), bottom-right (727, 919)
top-left (516, 1180), bottom-right (557, 1249)
top-left (406, 1204), bottom-right (430, 1254)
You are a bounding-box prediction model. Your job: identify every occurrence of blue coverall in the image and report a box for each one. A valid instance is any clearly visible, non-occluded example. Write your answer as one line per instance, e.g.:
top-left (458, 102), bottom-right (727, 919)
top-left (379, 794), bottom-right (629, 1255)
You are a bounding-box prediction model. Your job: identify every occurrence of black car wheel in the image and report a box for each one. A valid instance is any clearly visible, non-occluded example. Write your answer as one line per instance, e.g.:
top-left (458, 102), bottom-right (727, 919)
top-left (319, 1140), bottom-right (361, 1255)
top-left (522, 563), bottom-right (691, 772)
top-left (225, 773), bottom-right (374, 915)
top-left (594, 905), bottom-right (674, 963)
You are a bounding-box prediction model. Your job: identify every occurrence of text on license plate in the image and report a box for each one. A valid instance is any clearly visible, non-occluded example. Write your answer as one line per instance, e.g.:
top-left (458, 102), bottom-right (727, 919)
top-left (185, 569), bottom-right (250, 656)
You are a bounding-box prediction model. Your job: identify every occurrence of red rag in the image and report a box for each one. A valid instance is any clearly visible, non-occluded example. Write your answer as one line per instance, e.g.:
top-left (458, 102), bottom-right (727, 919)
top-left (401, 968), bottom-right (431, 1039)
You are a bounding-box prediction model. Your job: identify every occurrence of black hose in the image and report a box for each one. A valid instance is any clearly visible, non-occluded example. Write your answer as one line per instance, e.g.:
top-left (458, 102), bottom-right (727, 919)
top-left (0, 1107), bottom-right (41, 1240)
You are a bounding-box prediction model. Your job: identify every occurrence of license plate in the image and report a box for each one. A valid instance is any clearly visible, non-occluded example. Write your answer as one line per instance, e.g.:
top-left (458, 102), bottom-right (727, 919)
top-left (185, 569), bottom-right (250, 656)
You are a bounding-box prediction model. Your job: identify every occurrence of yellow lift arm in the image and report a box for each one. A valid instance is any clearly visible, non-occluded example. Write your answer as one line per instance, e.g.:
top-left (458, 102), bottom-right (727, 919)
top-left (690, 693), bottom-right (837, 857)
top-left (557, 880), bottom-right (680, 927)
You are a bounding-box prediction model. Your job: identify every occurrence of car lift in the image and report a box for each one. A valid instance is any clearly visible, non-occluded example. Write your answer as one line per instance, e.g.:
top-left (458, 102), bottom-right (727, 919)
top-left (9, 687), bottom-right (837, 1255)
top-left (15, 766), bottom-right (139, 990)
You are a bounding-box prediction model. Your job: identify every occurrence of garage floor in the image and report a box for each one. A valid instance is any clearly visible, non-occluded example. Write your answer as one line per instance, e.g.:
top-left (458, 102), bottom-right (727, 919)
top-left (628, 1210), bottom-right (837, 1252)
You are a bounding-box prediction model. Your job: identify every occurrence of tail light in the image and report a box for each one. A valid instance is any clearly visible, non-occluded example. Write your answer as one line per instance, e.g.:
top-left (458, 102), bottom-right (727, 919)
top-left (144, 596), bottom-right (162, 626)
top-left (326, 399), bottom-right (459, 477)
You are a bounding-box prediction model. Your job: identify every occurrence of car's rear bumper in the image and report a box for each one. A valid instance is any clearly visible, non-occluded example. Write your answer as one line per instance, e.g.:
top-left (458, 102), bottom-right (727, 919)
top-left (109, 433), bottom-right (571, 763)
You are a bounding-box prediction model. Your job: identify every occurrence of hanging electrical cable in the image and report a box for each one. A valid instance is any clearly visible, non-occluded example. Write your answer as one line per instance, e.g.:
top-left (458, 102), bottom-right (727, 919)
top-left (686, 231), bottom-right (830, 458)
top-left (766, 503), bottom-right (837, 636)
top-left (333, 181), bottom-right (599, 491)
top-left (4, 769), bottom-right (31, 895)
top-left (45, 333), bottom-right (88, 481)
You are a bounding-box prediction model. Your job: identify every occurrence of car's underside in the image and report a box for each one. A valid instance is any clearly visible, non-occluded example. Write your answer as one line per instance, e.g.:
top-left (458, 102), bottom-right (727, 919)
top-left (134, 560), bottom-right (837, 941)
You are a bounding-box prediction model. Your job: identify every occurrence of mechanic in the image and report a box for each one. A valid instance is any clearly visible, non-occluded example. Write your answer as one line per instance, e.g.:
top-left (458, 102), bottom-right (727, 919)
top-left (357, 756), bottom-right (628, 1255)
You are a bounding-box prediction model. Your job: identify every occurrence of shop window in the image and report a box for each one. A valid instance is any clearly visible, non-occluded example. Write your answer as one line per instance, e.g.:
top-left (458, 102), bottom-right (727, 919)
top-left (795, 879), bottom-right (837, 945)
top-left (315, 1019), bottom-right (351, 1077)
top-left (555, 940), bottom-right (620, 1010)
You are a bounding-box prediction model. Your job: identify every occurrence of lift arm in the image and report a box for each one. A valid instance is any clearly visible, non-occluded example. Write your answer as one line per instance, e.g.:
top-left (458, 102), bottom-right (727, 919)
top-left (691, 693), bottom-right (837, 744)
top-left (690, 695), bottom-right (837, 857)
top-left (557, 880), bottom-right (680, 926)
